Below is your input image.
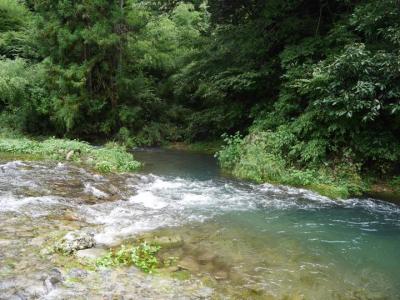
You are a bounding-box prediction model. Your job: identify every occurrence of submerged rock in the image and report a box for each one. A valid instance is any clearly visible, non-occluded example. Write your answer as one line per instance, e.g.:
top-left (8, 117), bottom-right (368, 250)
top-left (68, 268), bottom-right (88, 279)
top-left (43, 268), bottom-right (63, 292)
top-left (214, 270), bottom-right (229, 281)
top-left (55, 231), bottom-right (95, 254)
top-left (151, 235), bottom-right (183, 249)
top-left (65, 150), bottom-right (74, 161)
top-left (75, 248), bottom-right (107, 260)
top-left (9, 292), bottom-right (28, 300)
top-left (84, 183), bottom-right (109, 199)
top-left (30, 236), bottom-right (46, 247)
top-left (178, 256), bottom-right (200, 273)
top-left (197, 251), bottom-right (216, 265)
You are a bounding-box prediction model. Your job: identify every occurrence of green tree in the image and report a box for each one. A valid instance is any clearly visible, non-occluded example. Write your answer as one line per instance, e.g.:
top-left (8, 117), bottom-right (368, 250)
top-left (34, 0), bottom-right (126, 135)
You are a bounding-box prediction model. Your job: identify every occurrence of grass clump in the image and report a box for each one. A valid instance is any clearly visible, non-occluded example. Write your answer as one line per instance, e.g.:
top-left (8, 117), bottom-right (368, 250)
top-left (96, 242), bottom-right (161, 273)
top-left (0, 137), bottom-right (140, 173)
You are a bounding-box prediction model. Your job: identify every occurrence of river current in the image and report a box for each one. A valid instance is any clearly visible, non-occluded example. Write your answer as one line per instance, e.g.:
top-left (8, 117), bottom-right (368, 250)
top-left (0, 149), bottom-right (399, 299)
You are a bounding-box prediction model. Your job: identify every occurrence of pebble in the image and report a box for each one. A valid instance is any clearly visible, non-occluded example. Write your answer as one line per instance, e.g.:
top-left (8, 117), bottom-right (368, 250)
top-left (68, 268), bottom-right (88, 279)
top-left (214, 270), bottom-right (228, 280)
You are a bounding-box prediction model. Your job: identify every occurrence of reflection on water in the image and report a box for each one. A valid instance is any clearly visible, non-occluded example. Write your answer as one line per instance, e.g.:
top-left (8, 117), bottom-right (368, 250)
top-left (0, 149), bottom-right (399, 299)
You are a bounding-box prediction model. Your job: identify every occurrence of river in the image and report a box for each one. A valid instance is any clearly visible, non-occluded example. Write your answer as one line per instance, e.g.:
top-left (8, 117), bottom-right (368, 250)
top-left (0, 149), bottom-right (399, 299)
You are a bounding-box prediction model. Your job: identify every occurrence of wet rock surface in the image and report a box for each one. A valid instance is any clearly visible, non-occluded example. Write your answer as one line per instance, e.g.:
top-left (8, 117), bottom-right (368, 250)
top-left (55, 231), bottom-right (96, 254)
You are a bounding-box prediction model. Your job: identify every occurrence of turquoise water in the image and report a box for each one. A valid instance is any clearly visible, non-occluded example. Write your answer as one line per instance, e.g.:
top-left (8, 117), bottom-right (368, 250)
top-left (134, 149), bottom-right (400, 299)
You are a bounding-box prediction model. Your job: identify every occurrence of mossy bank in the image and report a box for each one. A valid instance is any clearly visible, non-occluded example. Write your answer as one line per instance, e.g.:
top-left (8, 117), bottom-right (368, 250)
top-left (0, 137), bottom-right (140, 173)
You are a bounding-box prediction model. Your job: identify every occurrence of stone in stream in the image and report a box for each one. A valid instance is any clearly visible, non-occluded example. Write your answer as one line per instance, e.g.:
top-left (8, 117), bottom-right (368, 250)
top-left (214, 270), bottom-right (229, 281)
top-left (65, 150), bottom-right (74, 161)
top-left (43, 268), bottom-right (64, 292)
top-left (30, 236), bottom-right (46, 247)
top-left (0, 239), bottom-right (13, 247)
top-left (151, 235), bottom-right (183, 249)
top-left (75, 248), bottom-right (107, 260)
top-left (197, 251), bottom-right (216, 265)
top-left (68, 268), bottom-right (88, 279)
top-left (178, 256), bottom-right (200, 273)
top-left (55, 231), bottom-right (95, 254)
top-left (8, 293), bottom-right (28, 300)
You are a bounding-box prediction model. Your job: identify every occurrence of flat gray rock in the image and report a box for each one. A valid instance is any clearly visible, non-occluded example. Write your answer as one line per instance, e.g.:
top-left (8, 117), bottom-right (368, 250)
top-left (55, 231), bottom-right (95, 254)
top-left (75, 248), bottom-right (107, 260)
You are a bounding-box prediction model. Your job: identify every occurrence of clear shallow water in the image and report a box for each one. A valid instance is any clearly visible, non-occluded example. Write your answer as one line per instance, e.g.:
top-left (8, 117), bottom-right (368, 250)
top-left (0, 150), bottom-right (399, 299)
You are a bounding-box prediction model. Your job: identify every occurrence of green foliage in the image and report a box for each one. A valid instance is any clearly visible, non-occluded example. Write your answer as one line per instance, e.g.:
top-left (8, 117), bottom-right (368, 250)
top-left (0, 0), bottom-right (35, 59)
top-left (390, 177), bottom-right (400, 194)
top-left (22, 0), bottom-right (207, 142)
top-left (215, 0), bottom-right (399, 195)
top-left (0, 59), bottom-right (50, 134)
top-left (96, 242), bottom-right (161, 273)
top-left (116, 127), bottom-right (136, 149)
top-left (217, 132), bottom-right (365, 199)
top-left (216, 133), bottom-right (244, 170)
top-left (0, 0), bottom-right (399, 196)
top-left (0, 137), bottom-right (140, 173)
top-left (255, 0), bottom-right (400, 177)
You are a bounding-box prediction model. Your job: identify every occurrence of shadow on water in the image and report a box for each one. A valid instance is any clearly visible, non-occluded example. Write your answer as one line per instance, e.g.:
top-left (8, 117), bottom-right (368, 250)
top-left (133, 147), bottom-right (220, 180)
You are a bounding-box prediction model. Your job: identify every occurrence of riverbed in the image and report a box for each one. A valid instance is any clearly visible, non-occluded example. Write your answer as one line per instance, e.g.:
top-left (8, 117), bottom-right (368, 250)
top-left (0, 149), bottom-right (399, 299)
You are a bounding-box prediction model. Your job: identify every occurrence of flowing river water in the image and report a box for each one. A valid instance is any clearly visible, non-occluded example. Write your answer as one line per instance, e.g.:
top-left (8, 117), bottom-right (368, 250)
top-left (0, 149), bottom-right (399, 299)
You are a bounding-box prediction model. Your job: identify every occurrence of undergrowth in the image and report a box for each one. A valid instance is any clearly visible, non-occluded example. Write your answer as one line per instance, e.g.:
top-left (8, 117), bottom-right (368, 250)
top-left (96, 242), bottom-right (161, 273)
top-left (216, 132), bottom-right (368, 199)
top-left (0, 136), bottom-right (140, 173)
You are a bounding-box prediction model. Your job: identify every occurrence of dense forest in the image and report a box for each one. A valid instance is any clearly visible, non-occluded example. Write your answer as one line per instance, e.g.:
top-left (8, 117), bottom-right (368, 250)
top-left (1, 0), bottom-right (399, 198)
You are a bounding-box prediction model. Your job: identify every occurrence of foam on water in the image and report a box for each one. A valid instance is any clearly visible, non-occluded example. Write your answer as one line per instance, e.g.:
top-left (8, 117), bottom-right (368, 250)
top-left (74, 173), bottom-right (400, 245)
top-left (0, 194), bottom-right (67, 217)
top-left (129, 192), bottom-right (169, 209)
top-left (0, 159), bottom-right (399, 246)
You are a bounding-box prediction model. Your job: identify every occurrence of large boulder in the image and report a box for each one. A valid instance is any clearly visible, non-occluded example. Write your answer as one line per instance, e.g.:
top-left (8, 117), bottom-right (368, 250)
top-left (55, 231), bottom-right (95, 254)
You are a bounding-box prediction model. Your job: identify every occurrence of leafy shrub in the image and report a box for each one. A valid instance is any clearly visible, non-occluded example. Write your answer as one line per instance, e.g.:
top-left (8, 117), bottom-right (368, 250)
top-left (116, 127), bottom-right (136, 149)
top-left (389, 176), bottom-right (400, 193)
top-left (216, 132), bottom-right (243, 170)
top-left (217, 131), bottom-right (366, 199)
top-left (96, 242), bottom-right (161, 274)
